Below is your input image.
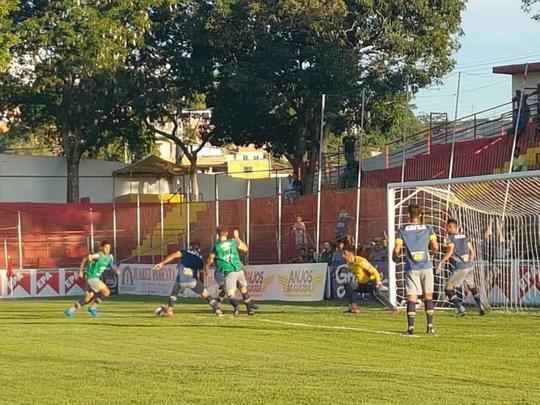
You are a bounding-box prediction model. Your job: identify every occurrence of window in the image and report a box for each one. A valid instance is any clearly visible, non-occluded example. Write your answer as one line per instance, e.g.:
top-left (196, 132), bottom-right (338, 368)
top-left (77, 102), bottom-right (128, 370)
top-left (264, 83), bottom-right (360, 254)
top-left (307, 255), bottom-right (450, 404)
top-left (243, 155), bottom-right (249, 161)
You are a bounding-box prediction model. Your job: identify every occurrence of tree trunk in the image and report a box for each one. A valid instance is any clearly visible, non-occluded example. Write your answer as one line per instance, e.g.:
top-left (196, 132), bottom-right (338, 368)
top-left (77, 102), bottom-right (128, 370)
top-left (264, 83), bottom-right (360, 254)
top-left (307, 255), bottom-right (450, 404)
top-left (64, 131), bottom-right (82, 203)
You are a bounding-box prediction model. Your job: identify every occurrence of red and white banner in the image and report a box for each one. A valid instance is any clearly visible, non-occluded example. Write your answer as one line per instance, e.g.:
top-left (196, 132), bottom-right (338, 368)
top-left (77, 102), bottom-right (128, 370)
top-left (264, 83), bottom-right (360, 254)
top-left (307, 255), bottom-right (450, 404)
top-left (0, 268), bottom-right (87, 298)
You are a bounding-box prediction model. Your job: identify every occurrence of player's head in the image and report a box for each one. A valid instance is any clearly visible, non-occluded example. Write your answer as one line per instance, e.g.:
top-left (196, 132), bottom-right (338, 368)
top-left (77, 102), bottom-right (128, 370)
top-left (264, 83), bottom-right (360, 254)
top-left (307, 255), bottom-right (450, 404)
top-left (217, 227), bottom-right (229, 241)
top-left (100, 240), bottom-right (112, 254)
top-left (408, 204), bottom-right (423, 223)
top-left (190, 241), bottom-right (200, 251)
top-left (447, 219), bottom-right (458, 234)
top-left (342, 245), bottom-right (356, 263)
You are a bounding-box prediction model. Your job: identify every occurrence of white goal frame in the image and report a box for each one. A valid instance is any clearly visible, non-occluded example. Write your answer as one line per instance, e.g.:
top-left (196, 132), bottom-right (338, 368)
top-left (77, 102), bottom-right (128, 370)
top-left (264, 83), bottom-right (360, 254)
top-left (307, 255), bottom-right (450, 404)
top-left (387, 170), bottom-right (540, 310)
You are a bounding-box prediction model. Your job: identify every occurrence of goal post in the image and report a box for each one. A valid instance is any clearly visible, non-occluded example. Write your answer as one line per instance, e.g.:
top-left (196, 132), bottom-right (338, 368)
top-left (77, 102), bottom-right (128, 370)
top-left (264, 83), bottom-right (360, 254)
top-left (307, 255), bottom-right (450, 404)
top-left (387, 170), bottom-right (540, 311)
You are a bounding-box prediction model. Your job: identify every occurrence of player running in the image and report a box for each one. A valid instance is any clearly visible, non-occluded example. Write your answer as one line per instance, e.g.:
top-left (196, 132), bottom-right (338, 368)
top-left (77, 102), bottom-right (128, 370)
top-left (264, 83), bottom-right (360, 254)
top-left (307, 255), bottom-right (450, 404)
top-left (393, 204), bottom-right (439, 335)
top-left (342, 246), bottom-right (397, 313)
top-left (206, 228), bottom-right (257, 316)
top-left (152, 243), bottom-right (223, 317)
top-left (438, 219), bottom-right (486, 316)
top-left (64, 240), bottom-right (117, 319)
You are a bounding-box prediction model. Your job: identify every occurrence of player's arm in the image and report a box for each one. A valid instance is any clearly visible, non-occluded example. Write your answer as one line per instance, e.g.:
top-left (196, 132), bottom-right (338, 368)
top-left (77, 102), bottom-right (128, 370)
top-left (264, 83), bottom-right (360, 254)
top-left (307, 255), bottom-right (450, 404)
top-left (233, 229), bottom-right (248, 253)
top-left (468, 242), bottom-right (476, 262)
top-left (79, 256), bottom-right (88, 279)
top-left (392, 238), bottom-right (403, 262)
top-left (429, 233), bottom-right (439, 253)
top-left (153, 251), bottom-right (182, 271)
top-left (437, 242), bottom-right (455, 273)
top-left (361, 258), bottom-right (382, 287)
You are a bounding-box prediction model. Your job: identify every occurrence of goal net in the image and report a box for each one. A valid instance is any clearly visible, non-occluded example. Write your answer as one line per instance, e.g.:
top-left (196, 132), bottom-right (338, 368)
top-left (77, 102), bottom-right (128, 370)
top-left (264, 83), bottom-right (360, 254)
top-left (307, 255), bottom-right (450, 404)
top-left (387, 171), bottom-right (540, 311)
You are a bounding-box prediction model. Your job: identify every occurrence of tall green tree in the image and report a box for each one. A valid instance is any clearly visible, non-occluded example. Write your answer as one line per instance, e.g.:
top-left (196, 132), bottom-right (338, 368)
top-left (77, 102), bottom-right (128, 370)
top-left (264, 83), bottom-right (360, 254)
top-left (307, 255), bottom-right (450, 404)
top-left (128, 1), bottom-right (218, 199)
top-left (1, 0), bottom-right (156, 202)
top-left (210, 0), bottom-right (465, 189)
top-left (0, 0), bottom-right (17, 72)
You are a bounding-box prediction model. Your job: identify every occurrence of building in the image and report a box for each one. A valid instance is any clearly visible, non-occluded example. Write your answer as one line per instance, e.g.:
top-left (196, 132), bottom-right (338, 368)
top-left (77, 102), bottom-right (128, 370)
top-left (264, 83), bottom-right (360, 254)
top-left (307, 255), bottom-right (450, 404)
top-left (154, 108), bottom-right (287, 179)
top-left (493, 62), bottom-right (540, 104)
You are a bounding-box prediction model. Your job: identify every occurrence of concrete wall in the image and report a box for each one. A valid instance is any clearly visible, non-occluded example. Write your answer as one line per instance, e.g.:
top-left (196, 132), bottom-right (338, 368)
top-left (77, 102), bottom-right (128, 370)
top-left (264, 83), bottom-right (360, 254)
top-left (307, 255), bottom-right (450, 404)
top-left (0, 154), bottom-right (284, 203)
top-left (0, 154), bottom-right (127, 203)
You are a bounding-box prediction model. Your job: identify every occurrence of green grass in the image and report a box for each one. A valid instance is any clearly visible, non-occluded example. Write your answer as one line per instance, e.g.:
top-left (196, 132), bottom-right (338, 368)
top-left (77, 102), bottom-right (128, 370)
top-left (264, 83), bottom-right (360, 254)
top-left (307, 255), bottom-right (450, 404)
top-left (1, 297), bottom-right (539, 405)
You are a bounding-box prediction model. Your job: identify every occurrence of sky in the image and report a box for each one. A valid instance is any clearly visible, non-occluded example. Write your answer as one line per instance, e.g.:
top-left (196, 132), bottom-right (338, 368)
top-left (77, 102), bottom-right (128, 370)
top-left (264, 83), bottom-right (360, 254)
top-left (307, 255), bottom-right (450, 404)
top-left (413, 0), bottom-right (540, 119)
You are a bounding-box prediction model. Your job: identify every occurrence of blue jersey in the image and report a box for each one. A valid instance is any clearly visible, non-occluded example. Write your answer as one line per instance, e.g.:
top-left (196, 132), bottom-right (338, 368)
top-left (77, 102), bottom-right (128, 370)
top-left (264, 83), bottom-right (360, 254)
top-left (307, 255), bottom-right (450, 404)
top-left (397, 224), bottom-right (437, 272)
top-left (177, 250), bottom-right (203, 273)
top-left (448, 234), bottom-right (473, 270)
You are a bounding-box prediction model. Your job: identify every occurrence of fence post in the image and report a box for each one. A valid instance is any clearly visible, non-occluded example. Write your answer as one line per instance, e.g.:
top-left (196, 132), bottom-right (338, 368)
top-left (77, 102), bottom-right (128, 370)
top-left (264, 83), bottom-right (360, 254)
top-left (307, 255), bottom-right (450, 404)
top-left (159, 180), bottom-right (164, 260)
top-left (17, 211), bottom-right (23, 270)
top-left (277, 175), bottom-right (282, 264)
top-left (112, 177), bottom-right (118, 260)
top-left (186, 179), bottom-right (191, 249)
top-left (215, 175), bottom-right (220, 230)
top-left (384, 145), bottom-right (390, 169)
top-left (89, 207), bottom-right (95, 252)
top-left (246, 179), bottom-right (251, 264)
top-left (136, 188), bottom-right (141, 263)
top-left (474, 114), bottom-right (478, 139)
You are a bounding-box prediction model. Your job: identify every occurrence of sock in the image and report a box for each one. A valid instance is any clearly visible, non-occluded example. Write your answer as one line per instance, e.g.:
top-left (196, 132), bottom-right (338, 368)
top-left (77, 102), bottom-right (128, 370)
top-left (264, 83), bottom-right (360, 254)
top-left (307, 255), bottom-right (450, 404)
top-left (230, 298), bottom-right (241, 311)
top-left (470, 288), bottom-right (482, 307)
top-left (241, 292), bottom-right (255, 309)
top-left (425, 299), bottom-right (435, 329)
top-left (446, 289), bottom-right (461, 308)
top-left (407, 301), bottom-right (416, 331)
top-left (168, 295), bottom-right (177, 308)
top-left (207, 297), bottom-right (221, 312)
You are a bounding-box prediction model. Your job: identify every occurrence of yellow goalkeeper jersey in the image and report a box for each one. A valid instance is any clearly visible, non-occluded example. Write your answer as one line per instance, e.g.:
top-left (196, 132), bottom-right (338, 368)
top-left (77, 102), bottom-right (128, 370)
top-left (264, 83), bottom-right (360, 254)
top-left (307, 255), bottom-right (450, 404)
top-left (349, 256), bottom-right (381, 285)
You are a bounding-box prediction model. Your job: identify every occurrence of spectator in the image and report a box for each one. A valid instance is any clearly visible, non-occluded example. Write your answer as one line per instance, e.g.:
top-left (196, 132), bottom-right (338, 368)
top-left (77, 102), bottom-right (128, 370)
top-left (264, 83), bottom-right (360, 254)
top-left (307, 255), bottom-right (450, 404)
top-left (292, 248), bottom-right (308, 263)
top-left (336, 207), bottom-right (353, 242)
top-left (293, 174), bottom-right (304, 196)
top-left (512, 147), bottom-right (528, 172)
top-left (307, 247), bottom-right (317, 263)
top-left (285, 175), bottom-right (298, 203)
top-left (319, 241), bottom-right (334, 264)
top-left (291, 215), bottom-right (309, 253)
top-left (330, 238), bottom-right (347, 267)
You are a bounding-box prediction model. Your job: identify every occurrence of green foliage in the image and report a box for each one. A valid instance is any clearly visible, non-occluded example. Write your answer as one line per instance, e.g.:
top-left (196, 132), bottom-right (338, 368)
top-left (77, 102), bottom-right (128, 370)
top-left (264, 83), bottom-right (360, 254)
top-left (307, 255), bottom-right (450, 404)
top-left (0, 0), bottom-right (18, 72)
top-left (1, 1), bottom-right (157, 201)
top-left (210, 0), bottom-right (466, 176)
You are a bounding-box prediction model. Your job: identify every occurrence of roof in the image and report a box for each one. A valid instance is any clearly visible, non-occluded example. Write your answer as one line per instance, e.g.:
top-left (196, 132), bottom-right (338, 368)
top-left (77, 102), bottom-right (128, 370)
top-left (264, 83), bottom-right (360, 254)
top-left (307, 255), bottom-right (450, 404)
top-left (113, 155), bottom-right (187, 177)
top-left (493, 62), bottom-right (540, 75)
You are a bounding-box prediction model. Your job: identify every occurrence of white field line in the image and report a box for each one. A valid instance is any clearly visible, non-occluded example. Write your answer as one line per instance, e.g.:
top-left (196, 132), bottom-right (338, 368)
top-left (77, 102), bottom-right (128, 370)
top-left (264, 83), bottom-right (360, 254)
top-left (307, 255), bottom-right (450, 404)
top-left (257, 318), bottom-right (421, 338)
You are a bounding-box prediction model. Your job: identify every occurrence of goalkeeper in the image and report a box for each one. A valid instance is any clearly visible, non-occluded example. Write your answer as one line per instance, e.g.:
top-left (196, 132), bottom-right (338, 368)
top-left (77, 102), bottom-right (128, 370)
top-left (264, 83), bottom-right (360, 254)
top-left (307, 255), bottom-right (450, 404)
top-left (342, 246), bottom-right (397, 313)
top-left (437, 219), bottom-right (486, 316)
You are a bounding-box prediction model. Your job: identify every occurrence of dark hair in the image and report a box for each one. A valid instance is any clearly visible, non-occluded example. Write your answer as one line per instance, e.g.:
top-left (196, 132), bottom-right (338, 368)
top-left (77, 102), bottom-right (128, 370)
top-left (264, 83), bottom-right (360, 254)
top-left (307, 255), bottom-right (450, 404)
top-left (100, 240), bottom-right (111, 247)
top-left (447, 218), bottom-right (458, 226)
top-left (408, 204), bottom-right (423, 220)
top-left (343, 245), bottom-right (355, 254)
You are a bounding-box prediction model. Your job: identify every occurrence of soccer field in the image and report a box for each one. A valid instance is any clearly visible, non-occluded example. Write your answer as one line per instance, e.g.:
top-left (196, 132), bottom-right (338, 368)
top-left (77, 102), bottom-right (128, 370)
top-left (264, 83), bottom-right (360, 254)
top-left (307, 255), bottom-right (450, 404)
top-left (1, 297), bottom-right (539, 405)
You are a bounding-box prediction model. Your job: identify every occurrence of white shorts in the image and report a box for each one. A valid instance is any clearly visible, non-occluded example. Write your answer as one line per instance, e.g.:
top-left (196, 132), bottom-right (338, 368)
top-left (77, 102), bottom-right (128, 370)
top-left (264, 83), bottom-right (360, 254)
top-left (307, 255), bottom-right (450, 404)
top-left (225, 271), bottom-right (248, 296)
top-left (447, 268), bottom-right (475, 290)
top-left (86, 278), bottom-right (108, 294)
top-left (405, 269), bottom-right (434, 296)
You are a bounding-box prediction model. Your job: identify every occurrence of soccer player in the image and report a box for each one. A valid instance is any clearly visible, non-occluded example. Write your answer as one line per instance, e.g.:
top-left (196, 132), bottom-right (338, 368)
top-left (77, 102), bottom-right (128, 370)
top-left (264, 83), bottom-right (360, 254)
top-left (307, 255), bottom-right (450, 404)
top-left (64, 240), bottom-right (117, 318)
top-left (437, 219), bottom-right (486, 316)
top-left (206, 228), bottom-right (257, 316)
top-left (393, 204), bottom-right (439, 335)
top-left (152, 243), bottom-right (223, 317)
top-left (342, 246), bottom-right (397, 313)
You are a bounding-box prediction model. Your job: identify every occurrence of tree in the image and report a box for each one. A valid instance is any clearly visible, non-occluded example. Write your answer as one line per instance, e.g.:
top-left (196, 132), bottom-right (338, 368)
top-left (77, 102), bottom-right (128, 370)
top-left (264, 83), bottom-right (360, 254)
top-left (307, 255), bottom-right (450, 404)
top-left (0, 0), bottom-right (17, 72)
top-left (128, 1), bottom-right (219, 200)
top-left (210, 0), bottom-right (465, 191)
top-left (1, 1), bottom-right (156, 202)
top-left (523, 0), bottom-right (540, 19)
